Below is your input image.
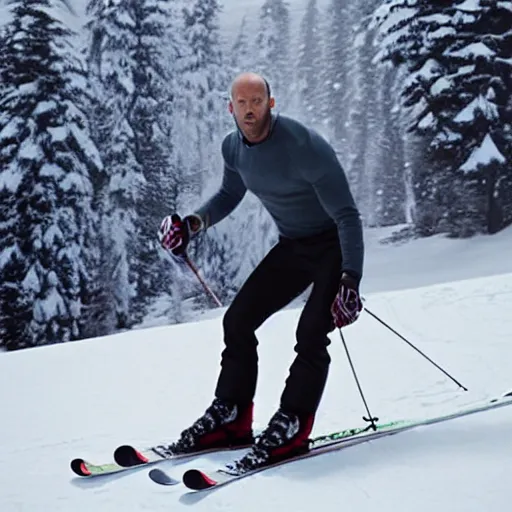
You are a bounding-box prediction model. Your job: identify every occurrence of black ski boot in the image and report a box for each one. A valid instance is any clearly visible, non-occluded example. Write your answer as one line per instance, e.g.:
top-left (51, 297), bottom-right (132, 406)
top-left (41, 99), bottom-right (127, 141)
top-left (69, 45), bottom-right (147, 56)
top-left (222, 408), bottom-right (313, 475)
top-left (154, 398), bottom-right (254, 457)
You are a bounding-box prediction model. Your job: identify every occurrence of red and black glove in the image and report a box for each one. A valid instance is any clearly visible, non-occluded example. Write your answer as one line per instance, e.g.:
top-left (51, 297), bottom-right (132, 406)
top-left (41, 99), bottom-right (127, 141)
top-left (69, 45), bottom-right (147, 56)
top-left (158, 213), bottom-right (203, 256)
top-left (331, 272), bottom-right (363, 328)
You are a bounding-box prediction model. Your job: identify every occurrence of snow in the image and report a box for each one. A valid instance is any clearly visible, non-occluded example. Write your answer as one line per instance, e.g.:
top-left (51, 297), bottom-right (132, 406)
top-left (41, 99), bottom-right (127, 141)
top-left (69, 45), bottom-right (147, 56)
top-left (454, 95), bottom-right (499, 124)
top-left (47, 126), bottom-right (68, 143)
top-left (428, 27), bottom-right (456, 40)
top-left (33, 282), bottom-right (67, 323)
top-left (496, 57), bottom-right (512, 66)
top-left (460, 134), bottom-right (506, 173)
top-left (0, 117), bottom-right (21, 141)
top-left (0, 243), bottom-right (19, 268)
top-left (414, 58), bottom-right (440, 82)
top-left (434, 128), bottom-right (462, 144)
top-left (421, 13), bottom-right (453, 25)
top-left (372, 6), bottom-right (418, 58)
top-left (455, 0), bottom-right (481, 12)
top-left (22, 264), bottom-right (41, 293)
top-left (371, 5), bottom-right (416, 35)
top-left (430, 76), bottom-right (452, 95)
top-left (448, 42), bottom-right (495, 59)
top-left (69, 122), bottom-right (103, 169)
top-left (456, 64), bottom-right (476, 75)
top-left (410, 96), bottom-right (429, 121)
top-left (18, 136), bottom-right (44, 162)
top-left (17, 82), bottom-right (38, 96)
top-left (498, 1), bottom-right (512, 12)
top-left (34, 100), bottom-right (58, 115)
top-left (418, 111), bottom-right (435, 130)
top-left (0, 161), bottom-right (23, 192)
top-left (0, 2), bottom-right (11, 26)
top-left (43, 224), bottom-right (63, 248)
top-left (40, 162), bottom-right (65, 179)
top-left (1, 225), bottom-right (512, 511)
top-left (60, 171), bottom-right (92, 194)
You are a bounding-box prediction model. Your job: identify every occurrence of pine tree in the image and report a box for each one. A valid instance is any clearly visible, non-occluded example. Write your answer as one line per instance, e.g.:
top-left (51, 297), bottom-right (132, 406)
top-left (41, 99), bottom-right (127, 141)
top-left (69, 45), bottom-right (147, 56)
top-left (346, 0), bottom-right (406, 227)
top-left (254, 0), bottom-right (292, 111)
top-left (373, 63), bottom-right (407, 226)
top-left (296, 0), bottom-right (324, 128)
top-left (446, 0), bottom-right (511, 234)
top-left (175, 0), bottom-right (241, 304)
top-left (230, 16), bottom-right (253, 76)
top-left (85, 0), bottom-right (151, 328)
top-left (0, 0), bottom-right (102, 349)
top-left (372, 0), bottom-right (512, 236)
top-left (179, 0), bottom-right (229, 165)
top-left (321, 0), bottom-right (358, 152)
top-left (344, 6), bottom-right (378, 217)
top-left (127, 0), bottom-right (178, 321)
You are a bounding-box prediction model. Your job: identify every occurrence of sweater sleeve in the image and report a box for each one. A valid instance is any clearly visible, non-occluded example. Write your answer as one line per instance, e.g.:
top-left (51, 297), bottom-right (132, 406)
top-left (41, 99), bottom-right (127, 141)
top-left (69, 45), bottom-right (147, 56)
top-left (194, 136), bottom-right (247, 229)
top-left (300, 130), bottom-right (365, 280)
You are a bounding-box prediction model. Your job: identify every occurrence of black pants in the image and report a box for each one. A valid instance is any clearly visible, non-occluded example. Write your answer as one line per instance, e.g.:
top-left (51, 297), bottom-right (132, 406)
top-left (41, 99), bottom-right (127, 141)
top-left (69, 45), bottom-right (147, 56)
top-left (215, 226), bottom-right (342, 416)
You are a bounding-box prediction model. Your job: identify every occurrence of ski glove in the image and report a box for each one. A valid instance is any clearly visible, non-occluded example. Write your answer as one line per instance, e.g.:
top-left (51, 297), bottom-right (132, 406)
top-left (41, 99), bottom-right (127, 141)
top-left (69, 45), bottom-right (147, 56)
top-left (331, 272), bottom-right (363, 328)
top-left (158, 213), bottom-right (203, 256)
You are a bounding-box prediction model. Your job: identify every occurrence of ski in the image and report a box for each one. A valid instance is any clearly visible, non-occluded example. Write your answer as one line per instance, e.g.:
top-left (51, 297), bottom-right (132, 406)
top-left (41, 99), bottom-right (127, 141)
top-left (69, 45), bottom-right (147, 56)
top-left (152, 389), bottom-right (512, 491)
top-left (70, 442), bottom-right (253, 478)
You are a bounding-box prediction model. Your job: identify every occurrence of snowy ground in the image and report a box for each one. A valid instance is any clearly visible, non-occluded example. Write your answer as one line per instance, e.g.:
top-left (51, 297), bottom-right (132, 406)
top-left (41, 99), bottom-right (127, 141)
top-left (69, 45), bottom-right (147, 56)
top-left (1, 226), bottom-right (512, 512)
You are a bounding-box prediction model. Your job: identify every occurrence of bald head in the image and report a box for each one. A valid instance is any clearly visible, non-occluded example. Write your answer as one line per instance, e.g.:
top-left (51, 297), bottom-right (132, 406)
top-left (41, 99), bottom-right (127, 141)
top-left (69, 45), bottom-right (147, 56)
top-left (228, 72), bottom-right (275, 144)
top-left (230, 72), bottom-right (270, 100)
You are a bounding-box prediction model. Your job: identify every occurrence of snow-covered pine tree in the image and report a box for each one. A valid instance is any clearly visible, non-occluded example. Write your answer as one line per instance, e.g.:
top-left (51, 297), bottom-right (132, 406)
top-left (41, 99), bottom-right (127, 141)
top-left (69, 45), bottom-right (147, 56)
top-left (321, 0), bottom-right (358, 154)
top-left (445, 0), bottom-right (511, 234)
top-left (0, 25), bottom-right (7, 91)
top-left (178, 0), bottom-right (229, 169)
top-left (0, 0), bottom-right (102, 350)
top-left (230, 16), bottom-right (253, 76)
top-left (372, 62), bottom-right (407, 227)
top-left (296, 0), bottom-right (324, 129)
top-left (345, 0), bottom-right (406, 228)
top-left (343, 1), bottom-right (379, 222)
top-left (372, 0), bottom-right (512, 236)
top-left (123, 0), bottom-right (179, 322)
top-left (0, 18), bottom-right (28, 351)
top-left (253, 0), bottom-right (293, 112)
top-left (171, 0), bottom-right (243, 307)
top-left (496, 0), bottom-right (512, 228)
top-left (85, 0), bottom-right (153, 329)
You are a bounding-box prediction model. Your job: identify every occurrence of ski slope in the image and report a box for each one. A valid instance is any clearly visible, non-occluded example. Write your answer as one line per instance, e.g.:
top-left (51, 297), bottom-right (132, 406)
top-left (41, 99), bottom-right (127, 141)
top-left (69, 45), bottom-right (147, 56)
top-left (1, 227), bottom-right (512, 511)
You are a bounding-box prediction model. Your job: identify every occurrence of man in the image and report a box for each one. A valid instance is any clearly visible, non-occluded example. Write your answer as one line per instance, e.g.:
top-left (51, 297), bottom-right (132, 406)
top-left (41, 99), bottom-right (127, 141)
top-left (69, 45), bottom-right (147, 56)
top-left (158, 72), bottom-right (364, 473)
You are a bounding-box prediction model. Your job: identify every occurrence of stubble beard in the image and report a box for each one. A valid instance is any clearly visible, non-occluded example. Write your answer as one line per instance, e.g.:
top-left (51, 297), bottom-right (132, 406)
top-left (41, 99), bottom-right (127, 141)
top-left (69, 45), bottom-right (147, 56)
top-left (242, 108), bottom-right (272, 143)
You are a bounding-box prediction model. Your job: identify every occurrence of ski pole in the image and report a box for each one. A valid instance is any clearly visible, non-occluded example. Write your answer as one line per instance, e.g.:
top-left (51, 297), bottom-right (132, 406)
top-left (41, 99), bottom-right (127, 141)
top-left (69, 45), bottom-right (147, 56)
top-left (183, 254), bottom-right (223, 308)
top-left (338, 328), bottom-right (379, 431)
top-left (363, 306), bottom-right (468, 391)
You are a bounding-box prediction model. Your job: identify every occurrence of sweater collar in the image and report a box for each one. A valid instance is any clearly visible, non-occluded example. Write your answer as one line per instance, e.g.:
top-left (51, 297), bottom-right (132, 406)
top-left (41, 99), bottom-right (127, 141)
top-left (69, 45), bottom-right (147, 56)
top-left (235, 112), bottom-right (279, 147)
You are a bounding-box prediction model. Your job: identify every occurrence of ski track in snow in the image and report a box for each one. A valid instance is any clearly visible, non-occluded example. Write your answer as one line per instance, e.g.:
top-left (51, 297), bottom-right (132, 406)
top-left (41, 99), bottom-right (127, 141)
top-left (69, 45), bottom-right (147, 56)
top-left (1, 224), bottom-right (512, 511)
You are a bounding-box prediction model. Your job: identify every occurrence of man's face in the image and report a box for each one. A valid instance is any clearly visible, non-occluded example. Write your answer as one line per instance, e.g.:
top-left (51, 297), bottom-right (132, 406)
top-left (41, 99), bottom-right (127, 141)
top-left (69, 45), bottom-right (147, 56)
top-left (229, 81), bottom-right (274, 143)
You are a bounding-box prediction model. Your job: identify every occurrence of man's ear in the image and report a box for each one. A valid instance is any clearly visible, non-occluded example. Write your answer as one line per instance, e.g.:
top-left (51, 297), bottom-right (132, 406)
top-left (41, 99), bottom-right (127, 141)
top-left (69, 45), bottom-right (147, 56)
top-left (269, 97), bottom-right (275, 109)
top-left (228, 101), bottom-right (233, 114)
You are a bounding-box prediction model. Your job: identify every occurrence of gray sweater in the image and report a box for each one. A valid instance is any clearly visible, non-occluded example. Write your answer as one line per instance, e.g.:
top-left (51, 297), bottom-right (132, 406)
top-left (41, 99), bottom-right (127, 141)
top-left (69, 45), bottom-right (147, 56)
top-left (195, 113), bottom-right (364, 279)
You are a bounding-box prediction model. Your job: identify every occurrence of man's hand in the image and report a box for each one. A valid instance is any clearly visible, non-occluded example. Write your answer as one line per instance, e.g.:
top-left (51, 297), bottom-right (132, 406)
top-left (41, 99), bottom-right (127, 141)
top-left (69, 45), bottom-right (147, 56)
top-left (331, 272), bottom-right (363, 328)
top-left (158, 213), bottom-right (203, 256)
